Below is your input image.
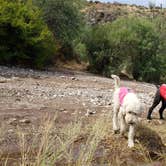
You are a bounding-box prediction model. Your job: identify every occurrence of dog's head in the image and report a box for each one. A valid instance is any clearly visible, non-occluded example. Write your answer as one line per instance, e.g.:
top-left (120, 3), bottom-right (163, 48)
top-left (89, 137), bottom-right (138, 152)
top-left (125, 104), bottom-right (142, 125)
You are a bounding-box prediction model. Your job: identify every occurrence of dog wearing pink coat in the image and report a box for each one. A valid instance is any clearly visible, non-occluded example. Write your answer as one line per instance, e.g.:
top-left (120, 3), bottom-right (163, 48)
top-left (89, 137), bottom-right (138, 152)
top-left (111, 75), bottom-right (142, 148)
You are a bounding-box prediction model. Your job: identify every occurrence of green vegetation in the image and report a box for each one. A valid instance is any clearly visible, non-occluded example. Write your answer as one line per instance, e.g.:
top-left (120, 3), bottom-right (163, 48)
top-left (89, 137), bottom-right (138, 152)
top-left (0, 0), bottom-right (56, 68)
top-left (83, 17), bottom-right (164, 82)
top-left (0, 0), bottom-right (166, 83)
top-left (34, 0), bottom-right (85, 60)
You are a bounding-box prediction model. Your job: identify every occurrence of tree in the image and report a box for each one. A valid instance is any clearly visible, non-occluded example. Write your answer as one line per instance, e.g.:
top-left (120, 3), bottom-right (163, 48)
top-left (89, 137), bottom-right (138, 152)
top-left (84, 17), bottom-right (162, 82)
top-left (34, 0), bottom-right (85, 59)
top-left (154, 15), bottom-right (166, 82)
top-left (0, 0), bottom-right (56, 68)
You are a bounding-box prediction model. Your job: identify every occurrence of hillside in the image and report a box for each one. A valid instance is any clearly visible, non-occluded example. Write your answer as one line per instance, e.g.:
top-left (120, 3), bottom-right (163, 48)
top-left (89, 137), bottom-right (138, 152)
top-left (84, 1), bottom-right (166, 24)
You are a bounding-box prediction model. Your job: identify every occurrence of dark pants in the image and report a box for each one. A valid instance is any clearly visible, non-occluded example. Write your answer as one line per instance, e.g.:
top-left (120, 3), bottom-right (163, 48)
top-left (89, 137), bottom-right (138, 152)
top-left (147, 89), bottom-right (166, 120)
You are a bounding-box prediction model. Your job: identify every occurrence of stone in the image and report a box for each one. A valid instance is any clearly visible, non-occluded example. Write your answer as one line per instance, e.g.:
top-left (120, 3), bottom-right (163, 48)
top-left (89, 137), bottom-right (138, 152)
top-left (19, 119), bottom-right (31, 124)
top-left (8, 118), bottom-right (17, 125)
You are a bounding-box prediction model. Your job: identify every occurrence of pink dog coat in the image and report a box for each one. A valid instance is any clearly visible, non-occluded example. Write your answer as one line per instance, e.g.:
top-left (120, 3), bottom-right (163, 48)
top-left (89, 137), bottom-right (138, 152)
top-left (119, 87), bottom-right (133, 105)
top-left (160, 84), bottom-right (166, 100)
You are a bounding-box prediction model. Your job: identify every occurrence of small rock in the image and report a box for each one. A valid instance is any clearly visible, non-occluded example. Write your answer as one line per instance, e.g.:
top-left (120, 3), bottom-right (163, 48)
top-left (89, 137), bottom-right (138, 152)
top-left (36, 82), bottom-right (40, 86)
top-left (89, 111), bottom-right (96, 115)
top-left (8, 129), bottom-right (14, 133)
top-left (0, 78), bottom-right (9, 83)
top-left (19, 119), bottom-right (31, 124)
top-left (60, 76), bottom-right (66, 79)
top-left (108, 102), bottom-right (112, 105)
top-left (59, 108), bottom-right (66, 112)
top-left (15, 98), bottom-right (21, 102)
top-left (71, 77), bottom-right (78, 81)
top-left (71, 77), bottom-right (76, 80)
top-left (85, 109), bottom-right (96, 116)
top-left (52, 94), bottom-right (57, 98)
top-left (97, 95), bottom-right (103, 98)
top-left (8, 118), bottom-right (17, 125)
top-left (82, 103), bottom-right (86, 106)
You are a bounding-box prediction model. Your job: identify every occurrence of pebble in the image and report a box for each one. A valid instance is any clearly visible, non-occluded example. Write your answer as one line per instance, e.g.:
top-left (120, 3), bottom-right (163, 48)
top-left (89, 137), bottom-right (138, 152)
top-left (8, 118), bottom-right (17, 125)
top-left (71, 77), bottom-right (76, 80)
top-left (59, 108), bottom-right (66, 112)
top-left (85, 109), bottom-right (96, 116)
top-left (19, 119), bottom-right (31, 124)
top-left (8, 129), bottom-right (14, 133)
top-left (15, 98), bottom-right (21, 102)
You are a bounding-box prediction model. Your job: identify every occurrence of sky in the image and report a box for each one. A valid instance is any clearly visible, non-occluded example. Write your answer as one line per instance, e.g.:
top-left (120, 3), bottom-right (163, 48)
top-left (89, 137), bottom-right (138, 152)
top-left (90, 0), bottom-right (166, 7)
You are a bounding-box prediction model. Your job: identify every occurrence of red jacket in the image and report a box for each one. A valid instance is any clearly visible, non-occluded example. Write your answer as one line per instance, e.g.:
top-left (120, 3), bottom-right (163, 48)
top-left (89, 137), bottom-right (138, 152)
top-left (160, 84), bottom-right (166, 100)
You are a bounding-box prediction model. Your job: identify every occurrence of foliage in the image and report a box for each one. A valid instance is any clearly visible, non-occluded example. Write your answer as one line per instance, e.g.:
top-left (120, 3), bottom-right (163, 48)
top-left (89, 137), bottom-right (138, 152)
top-left (154, 15), bottom-right (166, 82)
top-left (83, 17), bottom-right (163, 82)
top-left (83, 24), bottom-right (115, 75)
top-left (72, 25), bottom-right (91, 62)
top-left (73, 41), bottom-right (87, 62)
top-left (34, 0), bottom-right (85, 59)
top-left (111, 17), bottom-right (160, 82)
top-left (0, 0), bottom-right (56, 68)
top-left (1, 0), bottom-right (166, 83)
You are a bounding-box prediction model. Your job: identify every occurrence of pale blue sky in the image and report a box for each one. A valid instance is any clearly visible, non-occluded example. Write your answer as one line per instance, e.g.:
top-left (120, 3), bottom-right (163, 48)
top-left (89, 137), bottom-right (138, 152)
top-left (90, 0), bottom-right (166, 7)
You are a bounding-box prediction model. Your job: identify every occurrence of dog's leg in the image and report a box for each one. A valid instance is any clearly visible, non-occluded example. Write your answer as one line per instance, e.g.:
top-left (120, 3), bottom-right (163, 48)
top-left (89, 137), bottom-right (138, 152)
top-left (147, 90), bottom-right (161, 120)
top-left (113, 104), bottom-right (120, 133)
top-left (159, 99), bottom-right (166, 120)
top-left (118, 108), bottom-right (126, 136)
top-left (128, 125), bottom-right (135, 148)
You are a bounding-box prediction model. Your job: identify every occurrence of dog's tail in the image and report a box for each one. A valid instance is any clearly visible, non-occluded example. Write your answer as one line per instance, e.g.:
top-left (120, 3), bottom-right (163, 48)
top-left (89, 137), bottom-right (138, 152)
top-left (111, 74), bottom-right (120, 89)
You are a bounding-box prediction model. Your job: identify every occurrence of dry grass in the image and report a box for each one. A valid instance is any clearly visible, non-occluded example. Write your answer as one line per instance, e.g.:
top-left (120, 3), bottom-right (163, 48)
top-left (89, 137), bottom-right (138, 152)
top-left (0, 113), bottom-right (166, 166)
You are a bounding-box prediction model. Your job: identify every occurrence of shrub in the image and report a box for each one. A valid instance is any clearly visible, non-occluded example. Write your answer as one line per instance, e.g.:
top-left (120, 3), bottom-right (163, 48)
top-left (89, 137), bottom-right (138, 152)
top-left (154, 15), bottom-right (166, 82)
top-left (84, 17), bottom-right (162, 82)
top-left (109, 17), bottom-right (160, 82)
top-left (83, 24), bottom-right (114, 74)
top-left (73, 42), bottom-right (88, 62)
top-left (34, 0), bottom-right (85, 60)
top-left (0, 0), bottom-right (56, 68)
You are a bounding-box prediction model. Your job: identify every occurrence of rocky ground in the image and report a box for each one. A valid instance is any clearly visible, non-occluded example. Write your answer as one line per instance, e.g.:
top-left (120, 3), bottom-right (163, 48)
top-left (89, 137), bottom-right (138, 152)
top-left (0, 66), bottom-right (165, 165)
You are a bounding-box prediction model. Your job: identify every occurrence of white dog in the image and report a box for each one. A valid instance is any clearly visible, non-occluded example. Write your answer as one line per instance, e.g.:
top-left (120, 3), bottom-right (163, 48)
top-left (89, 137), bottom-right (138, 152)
top-left (111, 75), bottom-right (142, 148)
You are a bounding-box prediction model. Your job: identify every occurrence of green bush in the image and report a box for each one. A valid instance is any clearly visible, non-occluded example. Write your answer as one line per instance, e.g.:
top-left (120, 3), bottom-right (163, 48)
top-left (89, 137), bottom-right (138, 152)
top-left (34, 0), bottom-right (85, 59)
top-left (83, 24), bottom-right (114, 74)
top-left (154, 15), bottom-right (166, 82)
top-left (110, 17), bottom-right (160, 82)
top-left (0, 0), bottom-right (56, 68)
top-left (73, 42), bottom-right (87, 62)
top-left (72, 25), bottom-right (90, 62)
top-left (84, 17), bottom-right (163, 82)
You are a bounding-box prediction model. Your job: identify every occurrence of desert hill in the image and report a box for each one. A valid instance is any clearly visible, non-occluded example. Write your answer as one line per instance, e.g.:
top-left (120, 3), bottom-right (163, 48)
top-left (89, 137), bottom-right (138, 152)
top-left (84, 1), bottom-right (166, 24)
